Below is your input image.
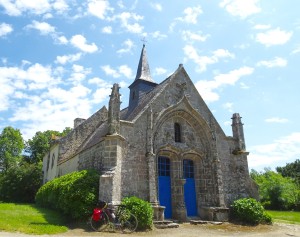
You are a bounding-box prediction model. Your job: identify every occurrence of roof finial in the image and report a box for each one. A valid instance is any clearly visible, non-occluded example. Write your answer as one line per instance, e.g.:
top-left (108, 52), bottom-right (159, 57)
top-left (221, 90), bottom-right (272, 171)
top-left (141, 37), bottom-right (147, 46)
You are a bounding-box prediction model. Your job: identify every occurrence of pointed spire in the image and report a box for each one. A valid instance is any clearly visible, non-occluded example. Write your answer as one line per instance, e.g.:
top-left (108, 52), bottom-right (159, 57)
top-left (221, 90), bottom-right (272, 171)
top-left (134, 44), bottom-right (154, 82)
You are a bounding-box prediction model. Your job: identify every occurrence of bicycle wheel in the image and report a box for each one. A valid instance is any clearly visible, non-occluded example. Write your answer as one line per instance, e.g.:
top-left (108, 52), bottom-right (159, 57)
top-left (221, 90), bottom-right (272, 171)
top-left (118, 210), bottom-right (138, 233)
top-left (90, 211), bottom-right (109, 232)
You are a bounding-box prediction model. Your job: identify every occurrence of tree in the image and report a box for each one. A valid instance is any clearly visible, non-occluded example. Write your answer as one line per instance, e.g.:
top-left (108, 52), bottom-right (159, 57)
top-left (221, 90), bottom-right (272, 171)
top-left (0, 126), bottom-right (24, 172)
top-left (25, 127), bottom-right (72, 163)
top-left (0, 162), bottom-right (42, 203)
top-left (276, 159), bottom-right (300, 186)
top-left (251, 169), bottom-right (300, 210)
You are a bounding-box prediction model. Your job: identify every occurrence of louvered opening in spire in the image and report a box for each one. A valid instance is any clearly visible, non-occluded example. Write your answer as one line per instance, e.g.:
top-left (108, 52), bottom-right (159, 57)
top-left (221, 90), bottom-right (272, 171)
top-left (135, 44), bottom-right (154, 82)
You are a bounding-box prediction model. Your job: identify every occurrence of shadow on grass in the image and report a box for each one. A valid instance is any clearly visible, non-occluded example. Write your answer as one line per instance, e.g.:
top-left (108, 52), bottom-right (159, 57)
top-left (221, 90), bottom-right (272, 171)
top-left (31, 204), bottom-right (95, 233)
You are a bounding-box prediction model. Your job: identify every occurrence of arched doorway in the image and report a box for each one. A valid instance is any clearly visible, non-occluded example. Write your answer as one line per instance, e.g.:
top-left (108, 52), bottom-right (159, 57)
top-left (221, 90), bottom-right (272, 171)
top-left (158, 156), bottom-right (172, 218)
top-left (183, 159), bottom-right (197, 216)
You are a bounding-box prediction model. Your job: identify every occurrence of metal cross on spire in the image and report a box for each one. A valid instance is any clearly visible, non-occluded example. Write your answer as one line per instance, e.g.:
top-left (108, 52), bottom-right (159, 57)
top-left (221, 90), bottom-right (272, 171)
top-left (141, 37), bottom-right (147, 46)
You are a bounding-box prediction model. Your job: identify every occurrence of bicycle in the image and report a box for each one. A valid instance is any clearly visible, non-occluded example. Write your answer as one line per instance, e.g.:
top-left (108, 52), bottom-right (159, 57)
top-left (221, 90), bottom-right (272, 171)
top-left (90, 201), bottom-right (138, 233)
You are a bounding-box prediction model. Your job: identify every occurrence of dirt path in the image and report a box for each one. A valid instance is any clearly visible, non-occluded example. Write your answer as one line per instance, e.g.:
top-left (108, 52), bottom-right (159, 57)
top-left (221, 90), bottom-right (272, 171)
top-left (1, 222), bottom-right (299, 237)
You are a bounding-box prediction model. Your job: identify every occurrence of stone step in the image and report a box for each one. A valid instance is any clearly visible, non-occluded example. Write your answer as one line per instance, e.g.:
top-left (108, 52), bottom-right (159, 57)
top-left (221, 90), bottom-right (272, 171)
top-left (190, 220), bottom-right (223, 225)
top-left (154, 220), bottom-right (179, 229)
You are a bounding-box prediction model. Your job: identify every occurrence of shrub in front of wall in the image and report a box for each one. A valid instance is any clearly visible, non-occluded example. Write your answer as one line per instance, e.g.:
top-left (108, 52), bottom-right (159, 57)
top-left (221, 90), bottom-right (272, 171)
top-left (231, 198), bottom-right (272, 225)
top-left (121, 196), bottom-right (153, 231)
top-left (35, 169), bottom-right (99, 220)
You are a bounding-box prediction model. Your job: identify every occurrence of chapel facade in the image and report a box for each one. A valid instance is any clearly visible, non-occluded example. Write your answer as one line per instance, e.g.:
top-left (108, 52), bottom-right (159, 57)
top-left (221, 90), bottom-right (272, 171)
top-left (42, 45), bottom-right (257, 221)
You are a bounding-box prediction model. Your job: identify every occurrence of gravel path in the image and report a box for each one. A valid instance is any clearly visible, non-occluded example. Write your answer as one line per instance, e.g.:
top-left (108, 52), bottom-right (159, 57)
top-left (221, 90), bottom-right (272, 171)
top-left (0, 222), bottom-right (299, 237)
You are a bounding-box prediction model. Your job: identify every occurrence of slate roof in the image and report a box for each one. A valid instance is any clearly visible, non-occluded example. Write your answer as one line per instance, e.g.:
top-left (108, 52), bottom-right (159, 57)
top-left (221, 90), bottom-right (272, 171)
top-left (122, 69), bottom-right (177, 121)
top-left (134, 44), bottom-right (154, 83)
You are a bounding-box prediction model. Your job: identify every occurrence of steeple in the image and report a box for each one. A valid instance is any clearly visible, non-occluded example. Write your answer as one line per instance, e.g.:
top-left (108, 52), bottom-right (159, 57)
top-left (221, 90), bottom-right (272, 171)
top-left (134, 44), bottom-right (154, 83)
top-left (127, 44), bottom-right (157, 113)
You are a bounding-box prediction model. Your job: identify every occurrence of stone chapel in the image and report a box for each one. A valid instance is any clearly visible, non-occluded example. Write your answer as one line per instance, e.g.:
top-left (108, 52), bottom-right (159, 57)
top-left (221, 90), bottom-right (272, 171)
top-left (42, 44), bottom-right (257, 221)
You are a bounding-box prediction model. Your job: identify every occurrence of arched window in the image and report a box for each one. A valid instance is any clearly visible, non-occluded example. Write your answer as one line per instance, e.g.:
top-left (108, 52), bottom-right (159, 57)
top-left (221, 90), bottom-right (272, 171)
top-left (174, 123), bottom-right (181, 142)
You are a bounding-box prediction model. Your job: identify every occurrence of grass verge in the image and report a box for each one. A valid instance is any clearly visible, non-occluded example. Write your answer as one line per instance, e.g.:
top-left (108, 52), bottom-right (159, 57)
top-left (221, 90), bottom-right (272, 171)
top-left (0, 203), bottom-right (68, 235)
top-left (266, 210), bottom-right (300, 224)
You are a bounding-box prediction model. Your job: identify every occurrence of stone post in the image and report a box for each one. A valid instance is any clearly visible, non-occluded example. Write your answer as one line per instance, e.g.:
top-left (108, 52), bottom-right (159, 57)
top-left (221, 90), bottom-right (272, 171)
top-left (173, 178), bottom-right (187, 221)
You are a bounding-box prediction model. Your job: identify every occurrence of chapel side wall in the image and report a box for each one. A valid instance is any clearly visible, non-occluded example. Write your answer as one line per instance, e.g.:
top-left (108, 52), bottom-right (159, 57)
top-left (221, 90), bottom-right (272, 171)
top-left (42, 144), bottom-right (59, 183)
top-left (58, 155), bottom-right (79, 177)
top-left (58, 107), bottom-right (107, 162)
top-left (78, 141), bottom-right (105, 171)
top-left (120, 120), bottom-right (149, 201)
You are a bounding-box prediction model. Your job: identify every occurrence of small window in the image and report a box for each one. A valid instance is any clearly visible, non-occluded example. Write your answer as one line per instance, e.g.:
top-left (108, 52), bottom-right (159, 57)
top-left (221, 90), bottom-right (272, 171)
top-left (46, 153), bottom-right (50, 171)
top-left (132, 91), bottom-right (135, 100)
top-left (174, 123), bottom-right (181, 142)
top-left (51, 153), bottom-right (55, 169)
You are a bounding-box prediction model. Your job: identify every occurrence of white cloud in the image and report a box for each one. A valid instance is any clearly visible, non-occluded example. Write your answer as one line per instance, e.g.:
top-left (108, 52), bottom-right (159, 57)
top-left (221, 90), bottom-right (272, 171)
top-left (87, 0), bottom-right (112, 19)
top-left (26, 20), bottom-right (55, 35)
top-left (195, 66), bottom-right (254, 103)
top-left (70, 34), bottom-right (98, 53)
top-left (0, 0), bottom-right (22, 16)
top-left (56, 35), bottom-right (68, 44)
top-left (248, 132), bottom-right (300, 171)
top-left (150, 3), bottom-right (162, 11)
top-left (53, 0), bottom-right (69, 14)
top-left (177, 6), bottom-right (202, 24)
top-left (0, 0), bottom-right (69, 16)
top-left (0, 23), bottom-right (13, 37)
top-left (10, 85), bottom-right (93, 139)
top-left (0, 0), bottom-right (51, 16)
top-left (153, 67), bottom-right (167, 76)
top-left (255, 28), bottom-right (293, 47)
top-left (55, 53), bottom-right (82, 65)
top-left (0, 63), bottom-right (61, 111)
top-left (101, 65), bottom-right (120, 78)
top-left (149, 31), bottom-right (167, 40)
top-left (265, 117), bottom-right (289, 123)
top-left (101, 64), bottom-right (132, 78)
top-left (118, 65), bottom-right (133, 78)
top-left (183, 45), bottom-right (235, 72)
top-left (291, 45), bottom-right (300, 55)
top-left (117, 39), bottom-right (134, 55)
top-left (220, 0), bottom-right (261, 19)
top-left (113, 12), bottom-right (144, 33)
top-left (102, 26), bottom-right (112, 34)
top-left (68, 64), bottom-right (91, 85)
top-left (182, 30), bottom-right (209, 42)
top-left (256, 57), bottom-right (287, 68)
top-left (223, 102), bottom-right (234, 112)
top-left (253, 24), bottom-right (271, 30)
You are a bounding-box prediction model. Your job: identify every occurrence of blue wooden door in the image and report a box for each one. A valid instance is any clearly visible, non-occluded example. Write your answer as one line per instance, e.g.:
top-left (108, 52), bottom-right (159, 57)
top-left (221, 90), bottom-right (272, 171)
top-left (183, 159), bottom-right (197, 216)
top-left (158, 156), bottom-right (172, 218)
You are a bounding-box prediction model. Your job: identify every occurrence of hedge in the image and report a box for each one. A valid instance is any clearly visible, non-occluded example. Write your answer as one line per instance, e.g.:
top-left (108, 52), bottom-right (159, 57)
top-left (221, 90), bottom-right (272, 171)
top-left (35, 169), bottom-right (99, 220)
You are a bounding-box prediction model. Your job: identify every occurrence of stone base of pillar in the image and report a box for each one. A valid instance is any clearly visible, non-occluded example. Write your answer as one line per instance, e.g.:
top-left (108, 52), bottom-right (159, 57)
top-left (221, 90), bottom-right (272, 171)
top-left (199, 207), bottom-right (229, 222)
top-left (152, 203), bottom-right (165, 221)
top-left (173, 207), bottom-right (187, 222)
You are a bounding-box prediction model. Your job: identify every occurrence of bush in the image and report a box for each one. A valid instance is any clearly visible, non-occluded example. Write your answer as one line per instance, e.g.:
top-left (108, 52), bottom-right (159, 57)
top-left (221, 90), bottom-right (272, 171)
top-left (35, 170), bottom-right (99, 220)
top-left (121, 196), bottom-right (153, 230)
top-left (0, 163), bottom-right (42, 203)
top-left (231, 198), bottom-right (272, 225)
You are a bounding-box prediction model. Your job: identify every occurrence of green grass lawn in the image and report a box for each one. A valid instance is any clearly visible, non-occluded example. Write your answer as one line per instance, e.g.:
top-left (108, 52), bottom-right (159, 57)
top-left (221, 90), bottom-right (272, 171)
top-left (0, 203), bottom-right (68, 235)
top-left (266, 210), bottom-right (300, 224)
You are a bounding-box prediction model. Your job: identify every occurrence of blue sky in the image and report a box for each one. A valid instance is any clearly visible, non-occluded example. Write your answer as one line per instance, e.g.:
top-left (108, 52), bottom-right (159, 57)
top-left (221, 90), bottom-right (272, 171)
top-left (0, 0), bottom-right (299, 171)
